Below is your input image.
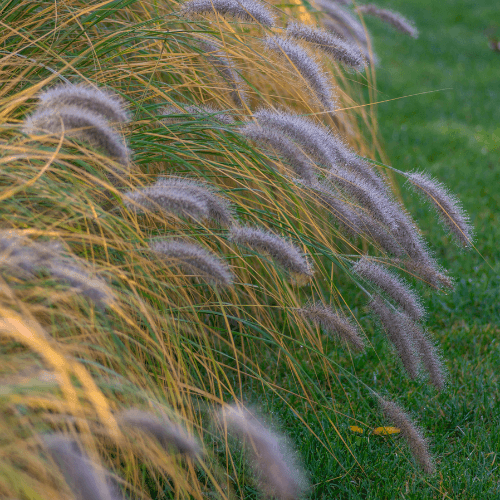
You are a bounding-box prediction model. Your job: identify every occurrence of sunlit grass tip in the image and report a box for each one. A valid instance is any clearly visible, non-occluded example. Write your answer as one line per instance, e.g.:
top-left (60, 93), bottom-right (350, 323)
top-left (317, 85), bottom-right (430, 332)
top-left (378, 397), bottom-right (435, 474)
top-left (297, 303), bottom-right (365, 350)
top-left (229, 225), bottom-right (313, 278)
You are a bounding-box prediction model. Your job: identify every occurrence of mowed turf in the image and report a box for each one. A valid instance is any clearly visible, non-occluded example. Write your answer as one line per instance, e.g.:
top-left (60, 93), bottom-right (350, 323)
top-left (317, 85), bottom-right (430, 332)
top-left (255, 1), bottom-right (499, 498)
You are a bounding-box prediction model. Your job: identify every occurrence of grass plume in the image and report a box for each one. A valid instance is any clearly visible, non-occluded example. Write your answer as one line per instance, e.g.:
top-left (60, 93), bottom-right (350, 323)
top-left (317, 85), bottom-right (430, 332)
top-left (358, 4), bottom-right (419, 39)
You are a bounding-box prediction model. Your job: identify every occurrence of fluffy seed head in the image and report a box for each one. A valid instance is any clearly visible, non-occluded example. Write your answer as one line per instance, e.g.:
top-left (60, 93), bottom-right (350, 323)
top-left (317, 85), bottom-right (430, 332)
top-left (23, 106), bottom-right (130, 165)
top-left (355, 258), bottom-right (424, 321)
top-left (37, 83), bottom-right (130, 123)
top-left (405, 320), bottom-right (446, 391)
top-left (197, 38), bottom-right (247, 107)
top-left (124, 177), bottom-right (233, 226)
top-left (230, 225), bottom-right (313, 278)
top-left (265, 35), bottom-right (337, 111)
top-left (315, 0), bottom-right (368, 45)
top-left (286, 21), bottom-right (364, 70)
top-left (161, 104), bottom-right (234, 124)
top-left (240, 123), bottom-right (317, 184)
top-left (329, 170), bottom-right (398, 231)
top-left (44, 434), bottom-right (123, 500)
top-left (378, 398), bottom-right (435, 474)
top-left (150, 239), bottom-right (234, 288)
top-left (369, 295), bottom-right (419, 379)
top-left (118, 409), bottom-right (201, 457)
top-left (396, 258), bottom-right (454, 290)
top-left (406, 171), bottom-right (473, 247)
top-left (181, 0), bottom-right (276, 27)
top-left (220, 405), bottom-right (307, 500)
top-left (297, 303), bottom-right (364, 350)
top-left (358, 4), bottom-right (418, 38)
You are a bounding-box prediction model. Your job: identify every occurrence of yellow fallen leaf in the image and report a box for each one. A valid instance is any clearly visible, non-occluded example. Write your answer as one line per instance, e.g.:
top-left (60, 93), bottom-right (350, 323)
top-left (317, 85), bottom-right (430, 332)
top-left (349, 425), bottom-right (364, 434)
top-left (372, 426), bottom-right (401, 435)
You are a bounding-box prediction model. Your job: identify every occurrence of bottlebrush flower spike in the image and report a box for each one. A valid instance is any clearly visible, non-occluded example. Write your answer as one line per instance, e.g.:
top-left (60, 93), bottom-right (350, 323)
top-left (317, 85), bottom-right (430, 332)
top-left (240, 123), bottom-right (317, 184)
top-left (229, 225), bottom-right (313, 278)
top-left (358, 4), bottom-right (418, 39)
top-left (355, 257), bottom-right (424, 322)
top-left (286, 21), bottom-right (364, 70)
top-left (44, 434), bottom-right (123, 500)
top-left (23, 106), bottom-right (130, 165)
top-left (369, 295), bottom-right (419, 379)
top-left (378, 398), bottom-right (435, 474)
top-left (150, 239), bottom-right (234, 288)
top-left (181, 0), bottom-right (276, 27)
top-left (161, 104), bottom-right (234, 124)
top-left (297, 303), bottom-right (364, 350)
top-left (220, 405), bottom-right (308, 500)
top-left (118, 409), bottom-right (201, 457)
top-left (198, 38), bottom-right (247, 107)
top-left (396, 258), bottom-right (454, 291)
top-left (406, 171), bottom-right (473, 247)
top-left (37, 83), bottom-right (130, 123)
top-left (265, 35), bottom-right (337, 111)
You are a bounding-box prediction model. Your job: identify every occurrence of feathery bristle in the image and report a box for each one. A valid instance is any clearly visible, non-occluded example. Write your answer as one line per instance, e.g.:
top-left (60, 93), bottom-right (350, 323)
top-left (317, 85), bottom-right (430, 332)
top-left (265, 35), bottom-right (337, 111)
top-left (315, 0), bottom-right (368, 45)
top-left (197, 38), bottom-right (247, 107)
top-left (44, 434), bottom-right (123, 500)
top-left (406, 172), bottom-right (473, 247)
top-left (119, 409), bottom-right (200, 457)
top-left (38, 83), bottom-right (130, 123)
top-left (181, 0), bottom-right (276, 27)
top-left (161, 104), bottom-right (234, 124)
top-left (378, 398), bottom-right (435, 474)
top-left (23, 106), bottom-right (130, 165)
top-left (229, 225), bottom-right (313, 278)
top-left (240, 123), bottom-right (317, 184)
top-left (358, 4), bottom-right (418, 39)
top-left (221, 405), bottom-right (307, 500)
top-left (329, 170), bottom-right (398, 230)
top-left (297, 303), bottom-right (364, 350)
top-left (286, 22), bottom-right (364, 70)
top-left (405, 320), bottom-right (446, 391)
top-left (355, 258), bottom-right (424, 321)
top-left (369, 296), bottom-right (419, 379)
top-left (150, 239), bottom-right (234, 287)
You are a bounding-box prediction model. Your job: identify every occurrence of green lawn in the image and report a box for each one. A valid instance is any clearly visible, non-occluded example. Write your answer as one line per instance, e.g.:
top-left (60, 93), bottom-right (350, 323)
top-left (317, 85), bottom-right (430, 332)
top-left (259, 1), bottom-right (500, 498)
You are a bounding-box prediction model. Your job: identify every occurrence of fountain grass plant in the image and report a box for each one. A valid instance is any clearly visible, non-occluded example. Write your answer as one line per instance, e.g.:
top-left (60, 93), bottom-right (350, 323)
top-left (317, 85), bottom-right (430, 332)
top-left (0, 0), bottom-right (473, 498)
